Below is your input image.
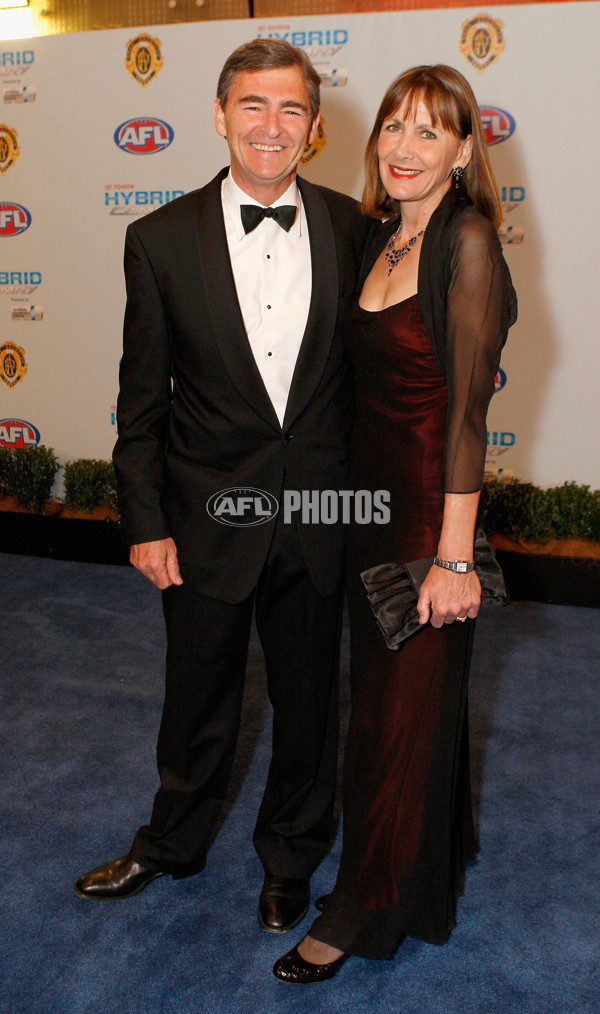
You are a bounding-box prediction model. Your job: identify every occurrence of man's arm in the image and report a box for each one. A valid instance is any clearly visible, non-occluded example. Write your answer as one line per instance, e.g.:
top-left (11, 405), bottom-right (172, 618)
top-left (113, 222), bottom-right (174, 562)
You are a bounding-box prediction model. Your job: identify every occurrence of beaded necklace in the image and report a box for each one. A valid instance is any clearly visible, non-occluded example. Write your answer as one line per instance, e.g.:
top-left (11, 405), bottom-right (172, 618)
top-left (384, 222), bottom-right (425, 276)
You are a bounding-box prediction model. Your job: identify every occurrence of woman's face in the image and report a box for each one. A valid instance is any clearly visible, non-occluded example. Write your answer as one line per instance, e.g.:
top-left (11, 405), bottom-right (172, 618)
top-left (377, 97), bottom-right (472, 215)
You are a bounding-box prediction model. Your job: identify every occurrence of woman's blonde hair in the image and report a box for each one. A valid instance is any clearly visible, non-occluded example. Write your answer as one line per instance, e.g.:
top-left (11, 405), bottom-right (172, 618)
top-left (362, 64), bottom-right (501, 226)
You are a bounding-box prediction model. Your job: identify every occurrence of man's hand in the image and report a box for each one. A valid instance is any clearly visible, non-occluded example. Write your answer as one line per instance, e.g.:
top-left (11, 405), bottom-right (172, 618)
top-left (129, 538), bottom-right (183, 589)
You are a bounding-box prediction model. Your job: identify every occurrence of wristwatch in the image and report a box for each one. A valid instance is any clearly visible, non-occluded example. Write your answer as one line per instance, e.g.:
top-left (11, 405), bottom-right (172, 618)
top-left (433, 557), bottom-right (475, 574)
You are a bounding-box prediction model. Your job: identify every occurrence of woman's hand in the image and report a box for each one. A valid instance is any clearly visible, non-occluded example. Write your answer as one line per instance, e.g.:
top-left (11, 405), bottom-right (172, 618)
top-left (417, 565), bottom-right (481, 628)
top-left (418, 490), bottom-right (482, 627)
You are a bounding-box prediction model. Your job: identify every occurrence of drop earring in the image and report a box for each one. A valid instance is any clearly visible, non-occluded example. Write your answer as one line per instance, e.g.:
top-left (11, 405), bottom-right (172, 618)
top-left (452, 165), bottom-right (464, 188)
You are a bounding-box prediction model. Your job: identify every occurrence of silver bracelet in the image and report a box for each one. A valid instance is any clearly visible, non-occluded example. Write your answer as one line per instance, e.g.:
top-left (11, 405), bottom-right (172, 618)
top-left (433, 557), bottom-right (475, 574)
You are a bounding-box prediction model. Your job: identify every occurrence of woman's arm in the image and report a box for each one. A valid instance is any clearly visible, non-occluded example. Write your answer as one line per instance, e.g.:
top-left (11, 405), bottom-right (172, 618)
top-left (442, 212), bottom-right (512, 493)
top-left (418, 211), bottom-right (516, 626)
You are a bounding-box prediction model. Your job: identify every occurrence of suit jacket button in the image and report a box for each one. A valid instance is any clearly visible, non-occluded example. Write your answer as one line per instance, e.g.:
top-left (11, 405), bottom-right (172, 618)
top-left (281, 432), bottom-right (293, 445)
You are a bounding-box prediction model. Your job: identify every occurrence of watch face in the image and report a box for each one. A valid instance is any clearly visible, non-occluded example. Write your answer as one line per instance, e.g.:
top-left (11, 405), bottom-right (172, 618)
top-left (457, 562), bottom-right (468, 573)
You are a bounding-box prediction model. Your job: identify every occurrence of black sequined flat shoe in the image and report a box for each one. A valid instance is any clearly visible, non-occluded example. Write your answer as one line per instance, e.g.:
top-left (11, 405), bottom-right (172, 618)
top-left (273, 944), bottom-right (349, 984)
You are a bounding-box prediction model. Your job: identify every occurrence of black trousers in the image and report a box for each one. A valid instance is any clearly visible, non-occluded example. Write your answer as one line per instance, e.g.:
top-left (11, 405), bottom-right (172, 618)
top-left (130, 514), bottom-right (343, 880)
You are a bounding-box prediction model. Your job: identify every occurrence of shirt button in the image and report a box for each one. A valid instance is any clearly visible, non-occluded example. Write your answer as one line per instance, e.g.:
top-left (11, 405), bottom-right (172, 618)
top-left (266, 304), bottom-right (271, 310)
top-left (267, 351), bottom-right (272, 357)
top-left (266, 254), bottom-right (271, 260)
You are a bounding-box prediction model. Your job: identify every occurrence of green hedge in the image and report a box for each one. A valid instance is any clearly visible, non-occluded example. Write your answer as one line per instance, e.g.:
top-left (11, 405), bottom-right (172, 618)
top-left (482, 479), bottom-right (600, 543)
top-left (2, 448), bottom-right (599, 541)
top-left (2, 445), bottom-right (60, 512)
top-left (0, 444), bottom-right (11, 496)
top-left (0, 445), bottom-right (116, 514)
top-left (63, 458), bottom-right (117, 511)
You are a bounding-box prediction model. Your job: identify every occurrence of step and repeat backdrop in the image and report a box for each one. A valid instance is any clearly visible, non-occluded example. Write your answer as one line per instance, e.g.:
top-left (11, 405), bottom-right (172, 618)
top-left (0, 3), bottom-right (597, 488)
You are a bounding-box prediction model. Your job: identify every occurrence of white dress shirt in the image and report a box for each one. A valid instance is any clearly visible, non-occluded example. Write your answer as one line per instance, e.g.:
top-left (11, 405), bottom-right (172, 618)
top-left (221, 172), bottom-right (312, 426)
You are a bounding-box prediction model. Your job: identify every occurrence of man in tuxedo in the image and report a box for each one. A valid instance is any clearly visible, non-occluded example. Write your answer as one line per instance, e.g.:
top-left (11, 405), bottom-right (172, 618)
top-left (74, 38), bottom-right (366, 933)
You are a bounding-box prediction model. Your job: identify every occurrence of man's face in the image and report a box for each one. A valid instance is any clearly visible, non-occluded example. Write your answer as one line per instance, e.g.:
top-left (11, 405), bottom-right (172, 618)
top-left (214, 66), bottom-right (319, 204)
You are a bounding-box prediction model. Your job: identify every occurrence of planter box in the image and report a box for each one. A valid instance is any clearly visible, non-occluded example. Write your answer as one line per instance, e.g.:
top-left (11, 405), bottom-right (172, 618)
top-left (494, 551), bottom-right (600, 608)
top-left (491, 535), bottom-right (600, 608)
top-left (0, 497), bottom-right (128, 566)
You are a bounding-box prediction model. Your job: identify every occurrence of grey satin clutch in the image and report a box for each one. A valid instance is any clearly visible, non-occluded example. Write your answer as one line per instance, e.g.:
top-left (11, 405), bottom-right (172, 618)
top-left (360, 527), bottom-right (509, 650)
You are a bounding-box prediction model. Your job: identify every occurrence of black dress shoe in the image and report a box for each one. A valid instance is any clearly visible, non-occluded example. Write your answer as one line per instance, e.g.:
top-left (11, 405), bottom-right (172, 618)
top-left (73, 853), bottom-right (165, 901)
top-left (257, 875), bottom-right (310, 933)
top-left (273, 944), bottom-right (349, 983)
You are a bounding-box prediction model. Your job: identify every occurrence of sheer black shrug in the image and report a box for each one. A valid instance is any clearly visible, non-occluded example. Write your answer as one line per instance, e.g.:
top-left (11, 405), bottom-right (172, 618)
top-left (360, 188), bottom-right (517, 493)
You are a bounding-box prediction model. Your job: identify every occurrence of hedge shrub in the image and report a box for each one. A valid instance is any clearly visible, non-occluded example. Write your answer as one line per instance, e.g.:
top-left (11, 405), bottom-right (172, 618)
top-left (482, 479), bottom-right (600, 543)
top-left (5, 444), bottom-right (60, 512)
top-left (63, 458), bottom-right (117, 512)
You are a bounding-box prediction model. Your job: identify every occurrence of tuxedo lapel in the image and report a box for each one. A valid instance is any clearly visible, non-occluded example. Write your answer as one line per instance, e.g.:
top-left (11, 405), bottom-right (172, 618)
top-left (196, 171), bottom-right (280, 430)
top-left (282, 178), bottom-right (339, 430)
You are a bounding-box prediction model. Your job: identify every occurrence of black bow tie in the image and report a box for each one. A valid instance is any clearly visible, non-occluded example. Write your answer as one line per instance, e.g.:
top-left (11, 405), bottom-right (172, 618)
top-left (240, 204), bottom-right (297, 234)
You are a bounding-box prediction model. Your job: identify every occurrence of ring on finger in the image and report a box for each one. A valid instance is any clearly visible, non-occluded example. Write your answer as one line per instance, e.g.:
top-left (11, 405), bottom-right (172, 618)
top-left (456, 615), bottom-right (467, 623)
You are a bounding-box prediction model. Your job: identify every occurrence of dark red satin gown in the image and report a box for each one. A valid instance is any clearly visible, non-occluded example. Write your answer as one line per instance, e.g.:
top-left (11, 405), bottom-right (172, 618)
top-left (311, 295), bottom-right (477, 959)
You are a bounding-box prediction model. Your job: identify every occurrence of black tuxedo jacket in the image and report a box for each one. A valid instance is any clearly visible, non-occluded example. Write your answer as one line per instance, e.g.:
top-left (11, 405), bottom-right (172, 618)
top-left (113, 168), bottom-right (367, 602)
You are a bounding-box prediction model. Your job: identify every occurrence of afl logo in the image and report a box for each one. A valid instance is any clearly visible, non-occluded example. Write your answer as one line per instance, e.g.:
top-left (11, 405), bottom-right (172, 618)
top-left (0, 418), bottom-right (40, 447)
top-left (494, 367), bottom-right (507, 393)
top-left (113, 117), bottom-right (174, 154)
top-left (0, 201), bottom-right (31, 235)
top-left (479, 107), bottom-right (516, 147)
top-left (207, 487), bottom-right (279, 527)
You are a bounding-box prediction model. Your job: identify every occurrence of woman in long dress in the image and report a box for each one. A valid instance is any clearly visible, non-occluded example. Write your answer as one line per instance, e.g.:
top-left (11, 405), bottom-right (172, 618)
top-left (274, 64), bottom-right (517, 983)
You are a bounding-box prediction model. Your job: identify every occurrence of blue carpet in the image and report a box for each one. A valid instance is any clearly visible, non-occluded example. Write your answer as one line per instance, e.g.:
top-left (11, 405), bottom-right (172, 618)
top-left (1, 553), bottom-right (598, 1013)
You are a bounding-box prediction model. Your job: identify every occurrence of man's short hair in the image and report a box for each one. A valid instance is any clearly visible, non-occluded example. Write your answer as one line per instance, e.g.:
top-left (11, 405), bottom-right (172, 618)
top-left (216, 38), bottom-right (321, 120)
